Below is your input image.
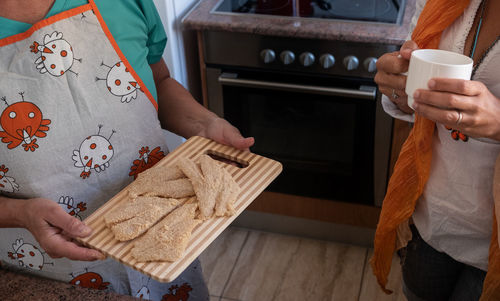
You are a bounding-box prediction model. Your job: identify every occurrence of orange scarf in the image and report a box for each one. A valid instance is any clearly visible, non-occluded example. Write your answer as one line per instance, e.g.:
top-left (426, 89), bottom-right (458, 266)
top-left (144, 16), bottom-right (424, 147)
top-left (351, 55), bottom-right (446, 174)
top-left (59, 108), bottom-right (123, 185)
top-left (370, 0), bottom-right (500, 299)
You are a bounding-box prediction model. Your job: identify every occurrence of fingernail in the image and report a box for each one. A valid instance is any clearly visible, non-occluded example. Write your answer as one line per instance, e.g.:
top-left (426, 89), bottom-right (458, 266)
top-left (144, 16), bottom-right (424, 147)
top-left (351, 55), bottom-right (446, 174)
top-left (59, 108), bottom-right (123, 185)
top-left (94, 252), bottom-right (106, 260)
top-left (79, 224), bottom-right (92, 236)
top-left (428, 79), bottom-right (435, 89)
top-left (413, 90), bottom-right (420, 99)
top-left (401, 49), bottom-right (411, 57)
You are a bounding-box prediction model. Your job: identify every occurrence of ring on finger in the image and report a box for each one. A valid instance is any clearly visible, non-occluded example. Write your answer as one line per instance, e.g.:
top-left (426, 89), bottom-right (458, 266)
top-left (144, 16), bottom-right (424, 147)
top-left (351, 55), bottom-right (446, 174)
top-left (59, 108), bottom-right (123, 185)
top-left (456, 110), bottom-right (463, 125)
top-left (391, 89), bottom-right (399, 100)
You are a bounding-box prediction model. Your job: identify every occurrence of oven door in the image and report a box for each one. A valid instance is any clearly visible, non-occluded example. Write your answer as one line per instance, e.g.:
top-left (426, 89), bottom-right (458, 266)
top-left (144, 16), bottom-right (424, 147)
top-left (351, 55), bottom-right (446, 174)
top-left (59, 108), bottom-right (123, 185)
top-left (206, 67), bottom-right (392, 206)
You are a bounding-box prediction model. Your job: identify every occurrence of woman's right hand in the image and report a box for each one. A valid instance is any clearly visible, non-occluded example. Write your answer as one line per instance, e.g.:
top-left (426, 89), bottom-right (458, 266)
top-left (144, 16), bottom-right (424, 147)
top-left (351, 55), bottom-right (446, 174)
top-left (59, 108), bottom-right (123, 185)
top-left (19, 198), bottom-right (105, 261)
top-left (375, 40), bottom-right (419, 114)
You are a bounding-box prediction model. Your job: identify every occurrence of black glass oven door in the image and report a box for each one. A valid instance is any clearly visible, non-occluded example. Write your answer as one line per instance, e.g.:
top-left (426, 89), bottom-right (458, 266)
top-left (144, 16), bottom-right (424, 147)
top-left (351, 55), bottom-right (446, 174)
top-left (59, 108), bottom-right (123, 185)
top-left (219, 71), bottom-right (376, 204)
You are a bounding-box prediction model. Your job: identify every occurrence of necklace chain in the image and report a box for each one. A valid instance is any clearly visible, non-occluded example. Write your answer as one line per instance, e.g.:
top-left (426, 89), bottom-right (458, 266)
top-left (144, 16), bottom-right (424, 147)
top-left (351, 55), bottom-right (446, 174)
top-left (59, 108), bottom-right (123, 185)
top-left (469, 0), bottom-right (487, 59)
top-left (470, 0), bottom-right (500, 78)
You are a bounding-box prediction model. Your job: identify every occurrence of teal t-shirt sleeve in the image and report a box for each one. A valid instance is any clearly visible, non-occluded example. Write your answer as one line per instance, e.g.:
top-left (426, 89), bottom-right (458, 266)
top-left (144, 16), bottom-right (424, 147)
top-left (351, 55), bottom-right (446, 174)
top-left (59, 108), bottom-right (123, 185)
top-left (138, 0), bottom-right (168, 64)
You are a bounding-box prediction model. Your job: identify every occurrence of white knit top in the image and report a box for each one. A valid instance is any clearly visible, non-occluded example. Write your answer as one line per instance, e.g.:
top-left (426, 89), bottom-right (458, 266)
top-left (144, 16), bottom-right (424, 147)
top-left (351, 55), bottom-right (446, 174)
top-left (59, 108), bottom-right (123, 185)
top-left (383, 0), bottom-right (500, 271)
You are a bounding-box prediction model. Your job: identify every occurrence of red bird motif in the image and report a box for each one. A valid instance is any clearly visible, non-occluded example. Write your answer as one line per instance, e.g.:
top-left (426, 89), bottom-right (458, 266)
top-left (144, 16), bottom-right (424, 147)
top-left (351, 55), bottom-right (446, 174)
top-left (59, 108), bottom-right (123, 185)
top-left (129, 146), bottom-right (165, 179)
top-left (70, 271), bottom-right (110, 290)
top-left (161, 283), bottom-right (193, 301)
top-left (0, 94), bottom-right (51, 151)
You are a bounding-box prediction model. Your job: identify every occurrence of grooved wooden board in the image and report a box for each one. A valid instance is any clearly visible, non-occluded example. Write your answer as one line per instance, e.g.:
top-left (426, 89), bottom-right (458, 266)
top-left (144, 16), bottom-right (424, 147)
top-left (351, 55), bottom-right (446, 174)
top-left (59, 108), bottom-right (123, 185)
top-left (77, 136), bottom-right (282, 283)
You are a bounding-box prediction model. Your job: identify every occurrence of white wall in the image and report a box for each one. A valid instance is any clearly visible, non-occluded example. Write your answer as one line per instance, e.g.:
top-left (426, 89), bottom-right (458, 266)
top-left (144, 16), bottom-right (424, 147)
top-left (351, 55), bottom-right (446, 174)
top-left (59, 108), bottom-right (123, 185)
top-left (153, 0), bottom-right (200, 92)
top-left (153, 0), bottom-right (201, 150)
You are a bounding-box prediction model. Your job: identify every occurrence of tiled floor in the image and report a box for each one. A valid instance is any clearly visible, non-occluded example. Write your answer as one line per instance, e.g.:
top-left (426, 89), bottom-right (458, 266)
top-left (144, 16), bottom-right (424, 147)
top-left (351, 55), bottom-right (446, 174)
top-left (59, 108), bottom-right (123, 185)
top-left (199, 227), bottom-right (407, 301)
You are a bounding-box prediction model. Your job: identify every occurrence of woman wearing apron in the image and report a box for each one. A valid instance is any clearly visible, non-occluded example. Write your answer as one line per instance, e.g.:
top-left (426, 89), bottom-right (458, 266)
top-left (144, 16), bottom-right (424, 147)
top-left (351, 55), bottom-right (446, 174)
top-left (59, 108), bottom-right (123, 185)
top-left (0, 1), bottom-right (254, 300)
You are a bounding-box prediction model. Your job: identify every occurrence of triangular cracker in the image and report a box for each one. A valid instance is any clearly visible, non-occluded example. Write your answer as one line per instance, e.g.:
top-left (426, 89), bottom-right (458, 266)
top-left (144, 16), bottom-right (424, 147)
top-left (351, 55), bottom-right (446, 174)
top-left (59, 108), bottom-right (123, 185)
top-left (104, 196), bottom-right (183, 241)
top-left (178, 155), bottom-right (239, 219)
top-left (131, 203), bottom-right (200, 262)
top-left (215, 168), bottom-right (240, 217)
top-left (128, 164), bottom-right (187, 198)
top-left (129, 178), bottom-right (195, 199)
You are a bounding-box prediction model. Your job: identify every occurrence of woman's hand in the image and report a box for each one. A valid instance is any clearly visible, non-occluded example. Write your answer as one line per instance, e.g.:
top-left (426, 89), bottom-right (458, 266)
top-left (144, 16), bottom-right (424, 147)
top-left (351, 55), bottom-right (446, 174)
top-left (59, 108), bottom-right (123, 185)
top-left (18, 198), bottom-right (105, 261)
top-left (375, 40), bottom-right (419, 114)
top-left (197, 117), bottom-right (255, 151)
top-left (412, 78), bottom-right (500, 140)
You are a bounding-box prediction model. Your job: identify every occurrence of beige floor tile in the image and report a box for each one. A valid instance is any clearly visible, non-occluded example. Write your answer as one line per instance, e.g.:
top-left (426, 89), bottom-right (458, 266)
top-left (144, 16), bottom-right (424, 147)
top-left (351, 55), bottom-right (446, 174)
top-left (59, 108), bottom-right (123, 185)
top-left (222, 231), bottom-right (367, 301)
top-left (358, 249), bottom-right (407, 301)
top-left (199, 227), bottom-right (249, 296)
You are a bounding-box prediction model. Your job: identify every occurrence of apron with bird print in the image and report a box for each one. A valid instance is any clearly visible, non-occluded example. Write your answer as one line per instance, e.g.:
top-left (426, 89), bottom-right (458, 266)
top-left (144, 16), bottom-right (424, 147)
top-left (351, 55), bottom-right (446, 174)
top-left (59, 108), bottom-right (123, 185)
top-left (0, 1), bottom-right (208, 300)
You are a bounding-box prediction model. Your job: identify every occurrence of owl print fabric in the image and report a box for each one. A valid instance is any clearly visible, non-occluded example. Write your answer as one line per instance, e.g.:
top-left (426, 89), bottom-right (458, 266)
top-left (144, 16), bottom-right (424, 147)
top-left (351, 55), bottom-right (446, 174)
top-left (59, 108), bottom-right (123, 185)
top-left (0, 5), bottom-right (166, 209)
top-left (0, 3), bottom-right (209, 300)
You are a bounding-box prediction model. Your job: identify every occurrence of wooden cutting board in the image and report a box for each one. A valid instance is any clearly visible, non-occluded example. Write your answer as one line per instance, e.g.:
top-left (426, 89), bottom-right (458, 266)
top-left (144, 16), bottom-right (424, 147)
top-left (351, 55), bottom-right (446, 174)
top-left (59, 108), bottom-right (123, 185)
top-left (76, 136), bottom-right (282, 283)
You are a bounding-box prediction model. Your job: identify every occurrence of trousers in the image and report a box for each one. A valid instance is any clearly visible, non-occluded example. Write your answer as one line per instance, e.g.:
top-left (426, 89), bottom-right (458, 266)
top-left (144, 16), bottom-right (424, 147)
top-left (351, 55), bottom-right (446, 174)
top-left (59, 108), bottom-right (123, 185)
top-left (401, 225), bottom-right (486, 301)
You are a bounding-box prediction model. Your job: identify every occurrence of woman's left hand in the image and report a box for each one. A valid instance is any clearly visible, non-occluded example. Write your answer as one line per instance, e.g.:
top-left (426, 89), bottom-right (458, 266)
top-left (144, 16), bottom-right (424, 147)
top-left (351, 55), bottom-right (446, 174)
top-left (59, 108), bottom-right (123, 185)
top-left (412, 78), bottom-right (500, 140)
top-left (197, 117), bottom-right (255, 151)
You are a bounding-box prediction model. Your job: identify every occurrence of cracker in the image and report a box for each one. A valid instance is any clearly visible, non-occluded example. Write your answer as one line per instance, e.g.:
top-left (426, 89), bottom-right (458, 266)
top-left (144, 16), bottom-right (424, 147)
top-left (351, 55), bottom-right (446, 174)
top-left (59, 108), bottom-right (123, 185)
top-left (178, 155), bottom-right (220, 219)
top-left (131, 203), bottom-right (200, 262)
top-left (128, 165), bottom-right (187, 198)
top-left (104, 196), bottom-right (183, 241)
top-left (138, 164), bottom-right (185, 182)
top-left (215, 168), bottom-right (240, 217)
top-left (178, 155), bottom-right (239, 219)
top-left (177, 156), bottom-right (219, 219)
top-left (104, 202), bottom-right (152, 226)
top-left (129, 178), bottom-right (195, 199)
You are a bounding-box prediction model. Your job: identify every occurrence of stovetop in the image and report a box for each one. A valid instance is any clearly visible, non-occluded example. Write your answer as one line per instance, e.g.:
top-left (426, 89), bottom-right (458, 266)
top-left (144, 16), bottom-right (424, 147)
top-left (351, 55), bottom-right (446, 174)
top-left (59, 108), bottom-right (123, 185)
top-left (212, 0), bottom-right (404, 24)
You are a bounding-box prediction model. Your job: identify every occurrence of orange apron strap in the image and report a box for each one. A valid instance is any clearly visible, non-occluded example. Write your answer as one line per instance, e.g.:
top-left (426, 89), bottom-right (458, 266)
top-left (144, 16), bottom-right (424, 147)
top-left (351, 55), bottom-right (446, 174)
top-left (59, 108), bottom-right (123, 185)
top-left (88, 0), bottom-right (158, 111)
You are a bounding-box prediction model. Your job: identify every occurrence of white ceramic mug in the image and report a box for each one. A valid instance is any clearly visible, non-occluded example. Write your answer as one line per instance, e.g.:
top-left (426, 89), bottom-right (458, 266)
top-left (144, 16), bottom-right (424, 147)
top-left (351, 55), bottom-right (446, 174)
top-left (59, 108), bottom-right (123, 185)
top-left (405, 49), bottom-right (473, 109)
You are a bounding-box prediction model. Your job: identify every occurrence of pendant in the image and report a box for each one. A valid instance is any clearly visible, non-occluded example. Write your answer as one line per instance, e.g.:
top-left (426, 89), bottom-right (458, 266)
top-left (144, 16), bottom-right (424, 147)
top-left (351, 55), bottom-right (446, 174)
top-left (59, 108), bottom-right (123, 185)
top-left (445, 126), bottom-right (468, 142)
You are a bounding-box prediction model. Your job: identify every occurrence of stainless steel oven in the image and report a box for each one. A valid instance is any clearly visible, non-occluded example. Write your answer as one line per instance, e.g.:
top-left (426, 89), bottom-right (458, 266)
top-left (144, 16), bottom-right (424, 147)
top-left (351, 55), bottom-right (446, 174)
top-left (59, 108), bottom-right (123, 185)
top-left (204, 31), bottom-right (397, 206)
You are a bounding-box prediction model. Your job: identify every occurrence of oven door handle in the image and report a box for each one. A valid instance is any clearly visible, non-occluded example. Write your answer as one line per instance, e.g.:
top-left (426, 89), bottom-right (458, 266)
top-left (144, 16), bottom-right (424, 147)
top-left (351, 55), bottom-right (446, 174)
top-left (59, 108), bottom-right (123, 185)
top-left (218, 73), bottom-right (377, 100)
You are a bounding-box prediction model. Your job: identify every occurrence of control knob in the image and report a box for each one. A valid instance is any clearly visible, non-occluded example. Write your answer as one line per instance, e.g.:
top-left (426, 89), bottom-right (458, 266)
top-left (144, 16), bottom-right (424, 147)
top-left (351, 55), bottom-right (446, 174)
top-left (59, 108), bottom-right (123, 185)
top-left (300, 52), bottom-right (315, 67)
top-left (343, 55), bottom-right (359, 71)
top-left (260, 49), bottom-right (276, 64)
top-left (280, 50), bottom-right (296, 65)
top-left (319, 54), bottom-right (335, 69)
top-left (363, 57), bottom-right (378, 73)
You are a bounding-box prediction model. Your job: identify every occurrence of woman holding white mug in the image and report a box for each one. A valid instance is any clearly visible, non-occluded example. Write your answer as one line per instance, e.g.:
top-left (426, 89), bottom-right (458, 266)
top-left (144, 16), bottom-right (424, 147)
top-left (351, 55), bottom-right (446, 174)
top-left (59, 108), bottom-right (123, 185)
top-left (371, 0), bottom-right (500, 300)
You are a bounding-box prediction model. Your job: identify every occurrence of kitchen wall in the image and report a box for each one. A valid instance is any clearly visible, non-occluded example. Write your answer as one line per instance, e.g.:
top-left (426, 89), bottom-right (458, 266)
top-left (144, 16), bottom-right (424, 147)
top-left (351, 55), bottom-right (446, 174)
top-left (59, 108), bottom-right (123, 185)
top-left (153, 0), bottom-right (201, 150)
